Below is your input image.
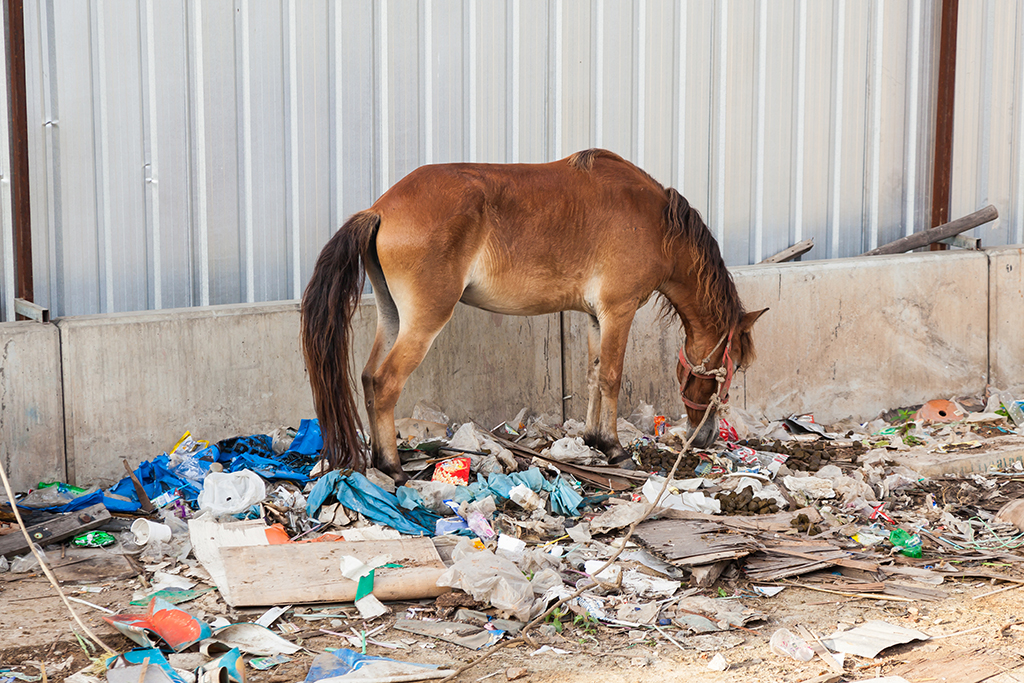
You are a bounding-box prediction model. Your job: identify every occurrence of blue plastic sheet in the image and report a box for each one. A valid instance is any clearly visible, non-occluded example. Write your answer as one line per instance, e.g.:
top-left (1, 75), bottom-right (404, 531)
top-left (287, 419), bottom-right (323, 455)
top-left (305, 649), bottom-right (442, 683)
top-left (306, 471), bottom-right (439, 536)
top-left (549, 477), bottom-right (584, 517)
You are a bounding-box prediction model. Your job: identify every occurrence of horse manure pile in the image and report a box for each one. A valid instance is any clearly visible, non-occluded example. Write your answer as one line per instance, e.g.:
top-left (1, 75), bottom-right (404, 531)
top-left (716, 486), bottom-right (780, 516)
top-left (737, 438), bottom-right (867, 472)
top-left (635, 446), bottom-right (703, 475)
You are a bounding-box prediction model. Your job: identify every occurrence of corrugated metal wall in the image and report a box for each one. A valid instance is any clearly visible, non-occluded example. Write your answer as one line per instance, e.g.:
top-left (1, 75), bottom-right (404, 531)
top-left (0, 0), bottom-right (1020, 321)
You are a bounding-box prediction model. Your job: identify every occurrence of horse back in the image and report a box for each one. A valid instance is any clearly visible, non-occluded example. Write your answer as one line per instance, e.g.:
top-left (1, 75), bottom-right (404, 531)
top-left (368, 152), bottom-right (676, 316)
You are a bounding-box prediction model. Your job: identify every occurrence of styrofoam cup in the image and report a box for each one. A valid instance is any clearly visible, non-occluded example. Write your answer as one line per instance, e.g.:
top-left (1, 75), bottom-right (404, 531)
top-left (131, 518), bottom-right (172, 545)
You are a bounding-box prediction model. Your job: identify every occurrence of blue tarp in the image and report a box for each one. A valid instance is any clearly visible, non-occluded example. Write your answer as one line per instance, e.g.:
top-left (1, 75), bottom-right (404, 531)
top-left (306, 470), bottom-right (439, 537)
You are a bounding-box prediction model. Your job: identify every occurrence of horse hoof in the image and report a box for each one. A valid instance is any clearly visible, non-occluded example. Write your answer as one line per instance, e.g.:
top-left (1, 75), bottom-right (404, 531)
top-left (608, 453), bottom-right (637, 471)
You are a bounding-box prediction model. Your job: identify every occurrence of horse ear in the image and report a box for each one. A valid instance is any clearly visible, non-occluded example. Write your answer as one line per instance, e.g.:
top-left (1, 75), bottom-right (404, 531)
top-left (739, 307), bottom-right (769, 332)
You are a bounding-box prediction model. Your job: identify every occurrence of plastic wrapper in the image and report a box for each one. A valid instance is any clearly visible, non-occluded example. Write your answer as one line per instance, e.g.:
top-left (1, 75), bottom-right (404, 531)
top-left (10, 545), bottom-right (47, 573)
top-left (769, 628), bottom-right (814, 661)
top-left (432, 457), bottom-right (471, 485)
top-left (436, 541), bottom-right (534, 621)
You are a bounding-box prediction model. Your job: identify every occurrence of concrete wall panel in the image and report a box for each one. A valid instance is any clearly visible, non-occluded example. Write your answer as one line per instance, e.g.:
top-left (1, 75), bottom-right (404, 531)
top-left (988, 246), bottom-right (1024, 393)
top-left (59, 303), bottom-right (315, 487)
top-left (733, 251), bottom-right (989, 424)
top-left (0, 322), bottom-right (65, 491)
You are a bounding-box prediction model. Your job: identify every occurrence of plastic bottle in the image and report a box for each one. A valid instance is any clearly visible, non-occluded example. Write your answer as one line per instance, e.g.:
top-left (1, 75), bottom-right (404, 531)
top-left (999, 392), bottom-right (1024, 429)
top-left (466, 511), bottom-right (496, 540)
top-left (889, 528), bottom-right (923, 558)
top-left (769, 628), bottom-right (814, 662)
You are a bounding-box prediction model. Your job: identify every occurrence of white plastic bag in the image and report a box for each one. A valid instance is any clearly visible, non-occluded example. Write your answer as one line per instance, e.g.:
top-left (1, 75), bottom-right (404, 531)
top-left (198, 471), bottom-right (267, 516)
top-left (436, 543), bottom-right (534, 621)
top-left (544, 437), bottom-right (600, 465)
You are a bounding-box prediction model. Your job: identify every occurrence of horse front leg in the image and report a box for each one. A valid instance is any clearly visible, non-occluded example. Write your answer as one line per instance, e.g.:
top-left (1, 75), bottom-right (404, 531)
top-left (583, 314), bottom-right (602, 436)
top-left (584, 308), bottom-right (636, 468)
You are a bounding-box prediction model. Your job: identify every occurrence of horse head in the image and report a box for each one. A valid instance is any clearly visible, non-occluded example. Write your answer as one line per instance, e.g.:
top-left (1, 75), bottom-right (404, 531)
top-left (677, 308), bottom-right (768, 448)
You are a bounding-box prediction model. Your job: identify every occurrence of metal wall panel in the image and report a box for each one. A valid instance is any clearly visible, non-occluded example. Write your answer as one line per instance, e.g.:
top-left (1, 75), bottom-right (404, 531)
top-left (951, 0), bottom-right (1024, 246)
top-left (7, 0), bottom-right (1020, 321)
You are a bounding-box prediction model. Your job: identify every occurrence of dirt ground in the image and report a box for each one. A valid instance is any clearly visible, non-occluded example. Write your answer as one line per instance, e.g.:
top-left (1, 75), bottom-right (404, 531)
top-left (4, 564), bottom-right (1024, 683)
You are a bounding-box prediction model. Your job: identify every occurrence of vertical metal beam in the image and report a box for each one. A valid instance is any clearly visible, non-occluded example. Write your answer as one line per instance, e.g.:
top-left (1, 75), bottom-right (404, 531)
top-left (903, 0), bottom-right (922, 237)
top-left (3, 0), bottom-right (32, 310)
top-left (929, 0), bottom-right (958, 249)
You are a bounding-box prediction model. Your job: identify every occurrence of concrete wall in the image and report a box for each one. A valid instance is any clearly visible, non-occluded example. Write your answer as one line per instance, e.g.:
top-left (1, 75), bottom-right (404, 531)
top-left (989, 246), bottom-right (1024, 393)
top-left (0, 323), bottom-right (65, 491)
top-left (0, 249), bottom-right (1020, 489)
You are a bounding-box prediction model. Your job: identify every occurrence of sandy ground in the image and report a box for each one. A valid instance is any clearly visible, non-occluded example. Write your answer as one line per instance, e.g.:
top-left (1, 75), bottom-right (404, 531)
top-left (3, 565), bottom-right (1024, 683)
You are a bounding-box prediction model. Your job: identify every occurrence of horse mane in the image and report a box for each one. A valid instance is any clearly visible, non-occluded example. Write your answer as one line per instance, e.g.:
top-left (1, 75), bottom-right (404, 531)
top-left (663, 189), bottom-right (748, 348)
top-left (568, 149), bottom-right (750, 360)
top-left (566, 148), bottom-right (665, 191)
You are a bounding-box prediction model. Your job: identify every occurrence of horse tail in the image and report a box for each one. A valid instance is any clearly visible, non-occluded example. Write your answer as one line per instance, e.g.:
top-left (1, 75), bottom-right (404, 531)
top-left (300, 211), bottom-right (380, 470)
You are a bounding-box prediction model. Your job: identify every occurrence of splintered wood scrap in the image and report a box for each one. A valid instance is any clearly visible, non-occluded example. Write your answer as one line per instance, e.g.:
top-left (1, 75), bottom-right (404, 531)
top-left (632, 518), bottom-right (761, 566)
top-left (773, 580), bottom-right (916, 602)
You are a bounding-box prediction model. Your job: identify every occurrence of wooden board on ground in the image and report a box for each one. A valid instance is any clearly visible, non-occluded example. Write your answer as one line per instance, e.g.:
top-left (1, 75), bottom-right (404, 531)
top-left (656, 506), bottom-right (822, 534)
top-left (889, 647), bottom-right (1012, 683)
top-left (0, 504), bottom-right (110, 558)
top-left (214, 537), bottom-right (449, 607)
top-left (633, 518), bottom-right (761, 566)
top-left (744, 540), bottom-right (876, 582)
top-left (50, 548), bottom-right (138, 583)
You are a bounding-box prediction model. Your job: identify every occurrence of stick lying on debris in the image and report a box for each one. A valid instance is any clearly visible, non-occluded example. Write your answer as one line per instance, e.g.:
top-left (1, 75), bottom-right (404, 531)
top-left (0, 446), bottom-right (118, 655)
top-left (439, 391), bottom-right (724, 682)
top-left (861, 204), bottom-right (997, 256)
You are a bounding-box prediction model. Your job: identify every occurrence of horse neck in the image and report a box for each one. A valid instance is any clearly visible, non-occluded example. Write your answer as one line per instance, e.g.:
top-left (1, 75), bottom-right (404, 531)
top-left (660, 275), bottom-right (727, 352)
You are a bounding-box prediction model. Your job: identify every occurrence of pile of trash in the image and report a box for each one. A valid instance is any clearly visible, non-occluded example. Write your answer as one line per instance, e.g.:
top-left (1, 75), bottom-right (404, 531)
top-left (3, 392), bottom-right (1024, 682)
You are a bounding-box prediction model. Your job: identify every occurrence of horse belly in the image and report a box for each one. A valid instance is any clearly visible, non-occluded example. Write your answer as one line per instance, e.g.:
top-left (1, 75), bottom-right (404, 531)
top-left (459, 265), bottom-right (591, 317)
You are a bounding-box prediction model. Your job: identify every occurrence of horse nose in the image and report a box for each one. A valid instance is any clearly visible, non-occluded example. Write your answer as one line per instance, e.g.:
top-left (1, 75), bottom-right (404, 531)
top-left (687, 415), bottom-right (718, 448)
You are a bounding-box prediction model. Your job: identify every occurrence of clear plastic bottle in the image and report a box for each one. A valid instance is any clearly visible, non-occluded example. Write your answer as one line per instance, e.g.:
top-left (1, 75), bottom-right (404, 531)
top-left (769, 628), bottom-right (814, 662)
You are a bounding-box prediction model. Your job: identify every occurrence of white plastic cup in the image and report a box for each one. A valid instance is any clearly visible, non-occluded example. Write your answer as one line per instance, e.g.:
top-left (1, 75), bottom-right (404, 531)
top-left (131, 518), bottom-right (173, 545)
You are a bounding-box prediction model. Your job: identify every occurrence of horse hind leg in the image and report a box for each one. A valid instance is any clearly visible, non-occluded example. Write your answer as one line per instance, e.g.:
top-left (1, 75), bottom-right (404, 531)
top-left (360, 248), bottom-right (400, 472)
top-left (368, 305), bottom-right (456, 485)
top-left (582, 314), bottom-right (603, 443)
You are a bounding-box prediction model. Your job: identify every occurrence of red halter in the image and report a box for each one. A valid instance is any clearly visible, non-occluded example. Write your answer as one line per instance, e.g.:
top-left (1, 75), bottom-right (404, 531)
top-left (678, 330), bottom-right (735, 411)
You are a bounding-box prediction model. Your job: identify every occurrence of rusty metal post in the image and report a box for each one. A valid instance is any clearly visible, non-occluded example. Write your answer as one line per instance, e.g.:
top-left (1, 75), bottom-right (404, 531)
top-left (3, 0), bottom-right (31, 308)
top-left (929, 0), bottom-right (958, 250)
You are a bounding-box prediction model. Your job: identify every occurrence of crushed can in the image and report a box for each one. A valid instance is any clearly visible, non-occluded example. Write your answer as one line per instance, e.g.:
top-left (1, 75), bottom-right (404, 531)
top-left (72, 531), bottom-right (116, 548)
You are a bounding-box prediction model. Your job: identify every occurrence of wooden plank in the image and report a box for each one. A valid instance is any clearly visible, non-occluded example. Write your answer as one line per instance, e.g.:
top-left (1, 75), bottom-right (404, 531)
top-left (761, 238), bottom-right (814, 264)
top-left (0, 504), bottom-right (110, 558)
top-left (861, 205), bottom-right (997, 256)
top-left (215, 537), bottom-right (450, 607)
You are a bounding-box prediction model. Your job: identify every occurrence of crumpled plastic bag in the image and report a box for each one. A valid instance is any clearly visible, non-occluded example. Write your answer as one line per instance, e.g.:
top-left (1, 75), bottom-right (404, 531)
top-left (589, 501), bottom-right (648, 534)
top-left (10, 545), bottom-right (47, 573)
top-left (405, 480), bottom-right (458, 515)
top-left (642, 476), bottom-right (720, 514)
top-left (448, 423), bottom-right (515, 475)
top-left (783, 475), bottom-right (836, 499)
top-left (197, 470), bottom-right (267, 516)
top-left (544, 436), bottom-right (601, 465)
top-left (627, 402), bottom-right (657, 435)
top-left (436, 541), bottom-right (534, 621)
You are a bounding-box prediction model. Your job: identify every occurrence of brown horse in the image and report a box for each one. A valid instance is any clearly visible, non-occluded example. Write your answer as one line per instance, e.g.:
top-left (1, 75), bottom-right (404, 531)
top-left (302, 149), bottom-right (766, 484)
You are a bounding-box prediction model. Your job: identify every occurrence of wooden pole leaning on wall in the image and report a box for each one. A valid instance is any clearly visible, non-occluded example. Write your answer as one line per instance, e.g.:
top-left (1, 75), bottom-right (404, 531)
top-left (861, 205), bottom-right (997, 257)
